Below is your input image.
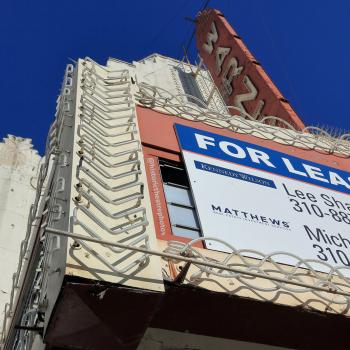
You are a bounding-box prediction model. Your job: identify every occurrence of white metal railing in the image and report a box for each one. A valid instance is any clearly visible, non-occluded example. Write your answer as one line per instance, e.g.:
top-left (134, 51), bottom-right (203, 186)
top-left (135, 82), bottom-right (350, 158)
top-left (45, 227), bottom-right (350, 315)
top-left (73, 58), bottom-right (151, 277)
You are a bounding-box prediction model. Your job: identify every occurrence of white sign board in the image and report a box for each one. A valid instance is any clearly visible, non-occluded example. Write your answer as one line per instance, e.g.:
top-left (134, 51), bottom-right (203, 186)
top-left (175, 124), bottom-right (350, 272)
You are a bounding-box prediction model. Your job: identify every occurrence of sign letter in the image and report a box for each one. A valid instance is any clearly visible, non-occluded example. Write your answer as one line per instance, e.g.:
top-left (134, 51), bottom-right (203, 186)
top-left (203, 22), bottom-right (218, 54)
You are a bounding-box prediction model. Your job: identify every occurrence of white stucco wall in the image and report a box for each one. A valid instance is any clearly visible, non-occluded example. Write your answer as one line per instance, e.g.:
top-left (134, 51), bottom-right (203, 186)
top-left (0, 135), bottom-right (41, 327)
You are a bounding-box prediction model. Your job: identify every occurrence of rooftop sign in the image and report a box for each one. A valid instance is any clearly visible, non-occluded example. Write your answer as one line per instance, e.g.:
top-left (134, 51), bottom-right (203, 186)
top-left (196, 9), bottom-right (305, 130)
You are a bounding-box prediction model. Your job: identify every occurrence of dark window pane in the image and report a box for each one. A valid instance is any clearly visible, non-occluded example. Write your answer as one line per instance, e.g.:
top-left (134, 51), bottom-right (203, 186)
top-left (159, 159), bottom-right (189, 187)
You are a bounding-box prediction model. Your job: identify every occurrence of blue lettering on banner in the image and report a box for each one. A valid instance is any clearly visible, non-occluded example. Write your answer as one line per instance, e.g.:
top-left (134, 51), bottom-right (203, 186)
top-left (175, 124), bottom-right (350, 194)
top-left (194, 161), bottom-right (276, 188)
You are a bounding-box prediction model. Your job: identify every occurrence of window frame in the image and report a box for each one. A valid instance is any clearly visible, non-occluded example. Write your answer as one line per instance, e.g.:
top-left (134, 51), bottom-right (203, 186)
top-left (160, 159), bottom-right (202, 240)
top-left (143, 145), bottom-right (204, 248)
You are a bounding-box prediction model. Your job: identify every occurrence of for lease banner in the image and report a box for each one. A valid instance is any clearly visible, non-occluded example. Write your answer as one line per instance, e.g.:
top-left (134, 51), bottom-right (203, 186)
top-left (175, 124), bottom-right (350, 272)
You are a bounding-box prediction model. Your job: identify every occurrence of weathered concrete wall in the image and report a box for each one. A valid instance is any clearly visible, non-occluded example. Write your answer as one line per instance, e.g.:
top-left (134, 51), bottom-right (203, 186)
top-left (0, 135), bottom-right (41, 326)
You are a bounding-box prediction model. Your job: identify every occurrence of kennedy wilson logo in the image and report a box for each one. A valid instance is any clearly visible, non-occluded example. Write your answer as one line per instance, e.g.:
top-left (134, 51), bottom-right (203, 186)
top-left (211, 204), bottom-right (291, 230)
top-left (195, 160), bottom-right (276, 188)
top-left (175, 124), bottom-right (350, 195)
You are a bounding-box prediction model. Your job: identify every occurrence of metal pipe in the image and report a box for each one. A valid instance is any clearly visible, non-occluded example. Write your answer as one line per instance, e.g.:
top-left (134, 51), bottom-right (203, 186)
top-left (45, 227), bottom-right (350, 298)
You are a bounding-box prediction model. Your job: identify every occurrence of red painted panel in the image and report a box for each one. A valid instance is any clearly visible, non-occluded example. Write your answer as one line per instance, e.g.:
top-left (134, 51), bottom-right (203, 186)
top-left (143, 145), bottom-right (204, 247)
top-left (196, 9), bottom-right (305, 130)
top-left (143, 151), bottom-right (172, 240)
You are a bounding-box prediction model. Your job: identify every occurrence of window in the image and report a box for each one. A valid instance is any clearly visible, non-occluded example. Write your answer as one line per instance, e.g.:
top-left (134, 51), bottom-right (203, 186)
top-left (174, 67), bottom-right (207, 108)
top-left (159, 159), bottom-right (202, 240)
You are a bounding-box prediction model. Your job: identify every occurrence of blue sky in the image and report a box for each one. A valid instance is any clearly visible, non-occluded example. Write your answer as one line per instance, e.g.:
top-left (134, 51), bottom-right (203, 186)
top-left (1, 0), bottom-right (350, 154)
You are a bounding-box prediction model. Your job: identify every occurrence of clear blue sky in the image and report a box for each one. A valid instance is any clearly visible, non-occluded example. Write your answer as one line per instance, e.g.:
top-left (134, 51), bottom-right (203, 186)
top-left (1, 0), bottom-right (350, 154)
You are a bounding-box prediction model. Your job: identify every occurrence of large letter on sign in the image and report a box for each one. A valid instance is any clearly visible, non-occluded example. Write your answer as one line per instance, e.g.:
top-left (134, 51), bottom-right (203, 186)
top-left (203, 22), bottom-right (218, 54)
top-left (222, 57), bottom-right (243, 95)
top-left (215, 47), bottom-right (230, 75)
top-left (234, 75), bottom-right (258, 112)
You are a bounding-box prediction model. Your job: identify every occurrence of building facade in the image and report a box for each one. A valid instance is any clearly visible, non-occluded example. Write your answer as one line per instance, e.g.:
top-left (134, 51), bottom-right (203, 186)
top-left (1, 8), bottom-right (350, 350)
top-left (0, 136), bottom-right (41, 332)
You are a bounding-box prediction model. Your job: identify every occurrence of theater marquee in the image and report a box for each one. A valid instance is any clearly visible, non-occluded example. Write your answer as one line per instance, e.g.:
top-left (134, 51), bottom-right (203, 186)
top-left (176, 124), bottom-right (350, 272)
